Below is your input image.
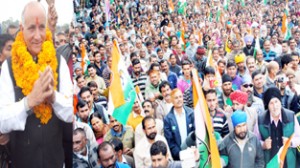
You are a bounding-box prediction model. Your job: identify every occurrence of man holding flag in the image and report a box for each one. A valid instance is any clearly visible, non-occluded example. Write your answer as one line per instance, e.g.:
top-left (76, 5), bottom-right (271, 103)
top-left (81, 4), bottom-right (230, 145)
top-left (254, 87), bottom-right (300, 167)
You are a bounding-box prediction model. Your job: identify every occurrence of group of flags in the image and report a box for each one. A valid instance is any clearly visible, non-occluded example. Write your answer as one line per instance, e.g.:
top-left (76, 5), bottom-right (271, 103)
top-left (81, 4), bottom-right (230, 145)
top-left (76, 0), bottom-right (296, 167)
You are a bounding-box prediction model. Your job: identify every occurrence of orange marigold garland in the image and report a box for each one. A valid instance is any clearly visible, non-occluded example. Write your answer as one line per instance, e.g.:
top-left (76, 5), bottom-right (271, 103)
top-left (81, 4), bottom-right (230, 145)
top-left (11, 29), bottom-right (58, 124)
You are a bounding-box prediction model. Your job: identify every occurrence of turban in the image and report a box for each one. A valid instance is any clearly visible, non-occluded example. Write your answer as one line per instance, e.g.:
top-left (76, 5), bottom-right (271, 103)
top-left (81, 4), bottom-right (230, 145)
top-left (222, 74), bottom-right (232, 84)
top-left (229, 90), bottom-right (248, 105)
top-left (231, 110), bottom-right (247, 128)
top-left (235, 54), bottom-right (245, 64)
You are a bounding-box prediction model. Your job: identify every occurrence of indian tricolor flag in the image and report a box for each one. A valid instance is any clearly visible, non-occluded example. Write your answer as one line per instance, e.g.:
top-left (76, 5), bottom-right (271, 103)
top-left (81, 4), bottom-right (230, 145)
top-left (206, 50), bottom-right (221, 87)
top-left (80, 43), bottom-right (90, 75)
top-left (266, 134), bottom-right (294, 168)
top-left (108, 40), bottom-right (137, 125)
top-left (282, 1), bottom-right (291, 40)
top-left (168, 0), bottom-right (175, 13)
top-left (192, 69), bottom-right (222, 168)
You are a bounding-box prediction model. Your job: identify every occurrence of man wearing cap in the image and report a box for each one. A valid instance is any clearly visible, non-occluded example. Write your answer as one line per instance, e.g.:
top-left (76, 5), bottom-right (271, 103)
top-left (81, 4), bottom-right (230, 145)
top-left (218, 74), bottom-right (234, 110)
top-left (254, 87), bottom-right (300, 168)
top-left (192, 46), bottom-right (207, 76)
top-left (240, 75), bottom-right (265, 115)
top-left (219, 110), bottom-right (265, 168)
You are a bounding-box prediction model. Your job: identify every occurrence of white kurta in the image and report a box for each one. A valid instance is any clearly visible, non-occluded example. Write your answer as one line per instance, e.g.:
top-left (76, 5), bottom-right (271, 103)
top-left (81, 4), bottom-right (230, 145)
top-left (0, 55), bottom-right (73, 133)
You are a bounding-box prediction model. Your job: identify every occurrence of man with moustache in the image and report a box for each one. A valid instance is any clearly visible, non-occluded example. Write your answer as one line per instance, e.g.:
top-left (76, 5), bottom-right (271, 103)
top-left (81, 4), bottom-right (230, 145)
top-left (218, 74), bottom-right (234, 111)
top-left (79, 87), bottom-right (108, 124)
top-left (145, 70), bottom-right (162, 101)
top-left (135, 100), bottom-right (164, 146)
top-left (134, 116), bottom-right (171, 168)
top-left (245, 56), bottom-right (257, 76)
top-left (243, 35), bottom-right (255, 56)
top-left (155, 81), bottom-right (174, 120)
top-left (227, 90), bottom-right (257, 132)
top-left (131, 59), bottom-right (147, 99)
top-left (252, 69), bottom-right (268, 99)
top-left (98, 142), bottom-right (131, 168)
top-left (73, 128), bottom-right (99, 168)
top-left (104, 115), bottom-right (134, 156)
top-left (240, 76), bottom-right (265, 115)
top-left (254, 87), bottom-right (300, 168)
top-left (219, 111), bottom-right (265, 168)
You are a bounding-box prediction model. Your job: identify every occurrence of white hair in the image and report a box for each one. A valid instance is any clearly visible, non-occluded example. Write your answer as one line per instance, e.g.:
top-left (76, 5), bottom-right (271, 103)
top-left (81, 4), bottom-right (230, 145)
top-left (21, 1), bottom-right (46, 27)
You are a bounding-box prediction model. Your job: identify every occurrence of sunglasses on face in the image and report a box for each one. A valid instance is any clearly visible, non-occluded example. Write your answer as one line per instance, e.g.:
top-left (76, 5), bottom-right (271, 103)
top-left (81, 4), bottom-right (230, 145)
top-left (243, 84), bottom-right (253, 88)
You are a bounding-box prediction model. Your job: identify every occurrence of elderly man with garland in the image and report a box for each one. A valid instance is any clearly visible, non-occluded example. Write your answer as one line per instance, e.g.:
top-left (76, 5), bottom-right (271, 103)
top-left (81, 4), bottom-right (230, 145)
top-left (0, 1), bottom-right (73, 168)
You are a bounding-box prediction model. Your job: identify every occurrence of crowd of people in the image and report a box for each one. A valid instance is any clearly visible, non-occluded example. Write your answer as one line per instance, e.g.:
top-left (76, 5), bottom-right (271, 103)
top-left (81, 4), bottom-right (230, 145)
top-left (70, 0), bottom-right (300, 167)
top-left (1, 0), bottom-right (300, 167)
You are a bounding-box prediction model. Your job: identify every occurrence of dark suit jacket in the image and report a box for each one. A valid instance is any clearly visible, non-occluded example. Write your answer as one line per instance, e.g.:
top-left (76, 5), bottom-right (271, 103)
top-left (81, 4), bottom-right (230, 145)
top-left (163, 106), bottom-right (195, 160)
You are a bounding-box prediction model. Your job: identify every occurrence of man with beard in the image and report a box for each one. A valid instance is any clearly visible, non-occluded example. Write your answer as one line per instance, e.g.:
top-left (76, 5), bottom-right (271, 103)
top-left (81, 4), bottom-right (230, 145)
top-left (145, 70), bottom-right (162, 101)
top-left (219, 111), bottom-right (264, 168)
top-left (76, 100), bottom-right (90, 124)
top-left (73, 128), bottom-right (99, 168)
top-left (243, 35), bottom-right (255, 56)
top-left (134, 116), bottom-right (171, 167)
top-left (159, 59), bottom-right (178, 89)
top-left (254, 87), bottom-right (300, 168)
top-left (131, 59), bottom-right (147, 99)
top-left (155, 81), bottom-right (173, 120)
top-left (164, 88), bottom-right (195, 160)
top-left (240, 76), bottom-right (265, 115)
top-left (228, 90), bottom-right (258, 132)
top-left (98, 142), bottom-right (131, 168)
top-left (218, 74), bottom-right (234, 111)
top-left (127, 99), bottom-right (144, 131)
top-left (135, 100), bottom-right (164, 146)
top-left (104, 115), bottom-right (134, 156)
top-left (79, 87), bottom-right (108, 125)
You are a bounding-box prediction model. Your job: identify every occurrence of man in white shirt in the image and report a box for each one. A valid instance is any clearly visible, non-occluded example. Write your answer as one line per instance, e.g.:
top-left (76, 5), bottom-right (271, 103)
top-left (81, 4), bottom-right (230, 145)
top-left (134, 116), bottom-right (171, 168)
top-left (0, 1), bottom-right (73, 167)
top-left (135, 100), bottom-right (164, 146)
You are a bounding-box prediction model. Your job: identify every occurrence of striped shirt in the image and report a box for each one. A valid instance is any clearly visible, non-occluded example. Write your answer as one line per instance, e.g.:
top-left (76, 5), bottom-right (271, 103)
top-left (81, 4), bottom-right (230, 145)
top-left (212, 109), bottom-right (229, 138)
top-left (131, 72), bottom-right (147, 99)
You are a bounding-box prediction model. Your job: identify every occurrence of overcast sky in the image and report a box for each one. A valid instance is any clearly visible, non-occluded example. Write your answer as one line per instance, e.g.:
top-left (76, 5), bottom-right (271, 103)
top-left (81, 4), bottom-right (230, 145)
top-left (0, 0), bottom-right (73, 25)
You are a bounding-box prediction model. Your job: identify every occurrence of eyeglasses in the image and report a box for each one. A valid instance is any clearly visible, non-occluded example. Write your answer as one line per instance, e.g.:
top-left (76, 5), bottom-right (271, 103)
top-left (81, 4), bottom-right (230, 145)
top-left (243, 84), bottom-right (253, 88)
